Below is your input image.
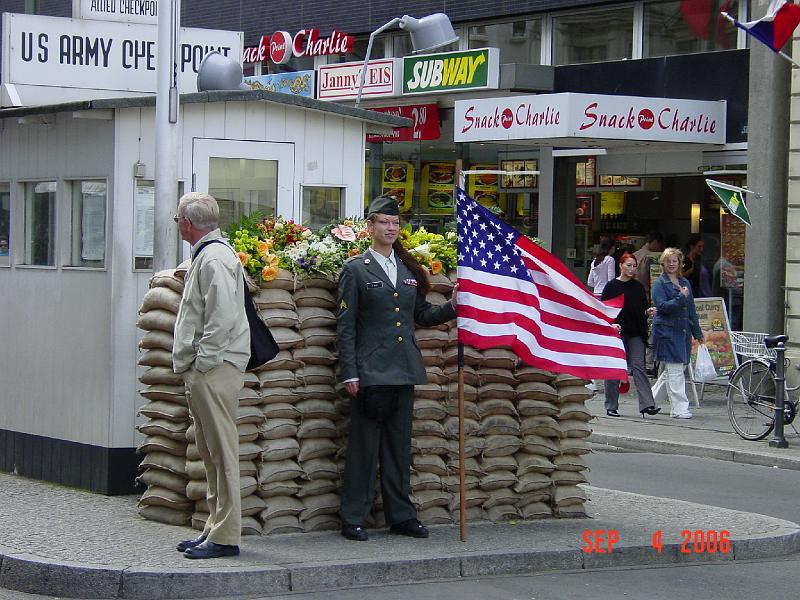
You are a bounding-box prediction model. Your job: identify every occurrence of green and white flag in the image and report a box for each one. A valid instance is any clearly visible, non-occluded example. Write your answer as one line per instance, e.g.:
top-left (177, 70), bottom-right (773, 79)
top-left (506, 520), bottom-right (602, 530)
top-left (705, 179), bottom-right (752, 226)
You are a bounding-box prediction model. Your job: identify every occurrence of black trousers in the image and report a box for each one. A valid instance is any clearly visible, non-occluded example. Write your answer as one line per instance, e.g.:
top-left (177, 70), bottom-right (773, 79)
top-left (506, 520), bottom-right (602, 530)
top-left (339, 385), bottom-right (416, 526)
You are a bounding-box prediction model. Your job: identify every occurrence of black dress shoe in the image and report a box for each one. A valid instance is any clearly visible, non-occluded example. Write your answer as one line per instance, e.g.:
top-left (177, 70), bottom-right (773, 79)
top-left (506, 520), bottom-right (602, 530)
top-left (176, 534), bottom-right (206, 553)
top-left (183, 540), bottom-right (240, 559)
top-left (341, 523), bottom-right (368, 541)
top-left (640, 406), bottom-right (662, 418)
top-left (606, 410), bottom-right (621, 417)
top-left (389, 518), bottom-right (429, 538)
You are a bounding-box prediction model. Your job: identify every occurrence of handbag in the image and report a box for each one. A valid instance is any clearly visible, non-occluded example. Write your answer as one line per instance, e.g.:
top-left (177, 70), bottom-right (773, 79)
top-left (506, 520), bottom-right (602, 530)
top-left (694, 343), bottom-right (717, 383)
top-left (193, 240), bottom-right (279, 371)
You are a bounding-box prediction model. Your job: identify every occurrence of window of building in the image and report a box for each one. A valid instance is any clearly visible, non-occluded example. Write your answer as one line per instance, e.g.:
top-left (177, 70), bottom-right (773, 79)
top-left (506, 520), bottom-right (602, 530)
top-left (21, 181), bottom-right (56, 266)
top-left (643, 0), bottom-right (739, 57)
top-left (302, 186), bottom-right (344, 230)
top-left (66, 180), bottom-right (107, 268)
top-left (393, 31), bottom-right (459, 57)
top-left (0, 182), bottom-right (9, 266)
top-left (469, 19), bottom-right (542, 64)
top-left (328, 36), bottom-right (386, 64)
top-left (552, 7), bottom-right (635, 65)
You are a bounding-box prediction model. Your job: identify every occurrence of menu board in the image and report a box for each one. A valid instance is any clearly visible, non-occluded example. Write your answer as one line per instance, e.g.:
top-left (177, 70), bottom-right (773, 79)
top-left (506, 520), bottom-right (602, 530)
top-left (690, 297), bottom-right (737, 379)
top-left (381, 161), bottom-right (414, 213)
top-left (720, 213), bottom-right (745, 289)
top-left (467, 164), bottom-right (500, 210)
top-left (420, 162), bottom-right (456, 213)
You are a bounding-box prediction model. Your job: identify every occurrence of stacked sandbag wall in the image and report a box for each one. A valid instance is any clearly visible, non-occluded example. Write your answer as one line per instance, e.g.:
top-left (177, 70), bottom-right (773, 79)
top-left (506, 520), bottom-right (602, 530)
top-left (137, 268), bottom-right (593, 533)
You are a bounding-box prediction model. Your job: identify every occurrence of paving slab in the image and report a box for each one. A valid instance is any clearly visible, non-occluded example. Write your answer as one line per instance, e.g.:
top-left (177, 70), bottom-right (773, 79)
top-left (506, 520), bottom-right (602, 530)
top-left (1, 472), bottom-right (798, 599)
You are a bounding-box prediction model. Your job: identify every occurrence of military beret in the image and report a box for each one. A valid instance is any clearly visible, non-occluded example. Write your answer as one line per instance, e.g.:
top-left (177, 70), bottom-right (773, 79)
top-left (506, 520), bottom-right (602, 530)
top-left (366, 195), bottom-right (400, 217)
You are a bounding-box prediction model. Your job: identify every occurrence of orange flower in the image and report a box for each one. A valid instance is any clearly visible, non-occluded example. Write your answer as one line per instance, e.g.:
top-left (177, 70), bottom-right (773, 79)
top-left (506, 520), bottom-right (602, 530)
top-left (430, 259), bottom-right (443, 275)
top-left (343, 219), bottom-right (354, 227)
top-left (237, 251), bottom-right (250, 266)
top-left (261, 265), bottom-right (278, 281)
top-left (256, 240), bottom-right (270, 256)
top-left (357, 230), bottom-right (370, 240)
top-left (264, 253), bottom-right (279, 267)
top-left (348, 248), bottom-right (361, 257)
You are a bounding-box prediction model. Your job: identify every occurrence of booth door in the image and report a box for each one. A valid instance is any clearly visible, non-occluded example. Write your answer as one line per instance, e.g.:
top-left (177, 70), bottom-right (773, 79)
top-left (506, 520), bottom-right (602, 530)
top-left (192, 138), bottom-right (296, 229)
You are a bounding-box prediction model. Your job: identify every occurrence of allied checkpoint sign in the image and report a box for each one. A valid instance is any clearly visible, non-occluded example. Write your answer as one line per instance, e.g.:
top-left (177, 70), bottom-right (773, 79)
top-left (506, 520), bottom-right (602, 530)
top-left (1, 13), bottom-right (243, 106)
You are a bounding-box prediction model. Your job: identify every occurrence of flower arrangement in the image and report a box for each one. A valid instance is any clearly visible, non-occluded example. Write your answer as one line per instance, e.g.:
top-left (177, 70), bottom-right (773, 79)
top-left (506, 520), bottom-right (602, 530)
top-left (227, 213), bottom-right (460, 284)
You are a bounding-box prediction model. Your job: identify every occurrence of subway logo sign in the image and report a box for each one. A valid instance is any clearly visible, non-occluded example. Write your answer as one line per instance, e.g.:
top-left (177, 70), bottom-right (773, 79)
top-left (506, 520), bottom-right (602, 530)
top-left (402, 48), bottom-right (499, 95)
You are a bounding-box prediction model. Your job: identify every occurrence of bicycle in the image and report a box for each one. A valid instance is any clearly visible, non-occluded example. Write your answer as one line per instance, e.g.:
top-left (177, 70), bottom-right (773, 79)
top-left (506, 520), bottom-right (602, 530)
top-left (727, 332), bottom-right (800, 441)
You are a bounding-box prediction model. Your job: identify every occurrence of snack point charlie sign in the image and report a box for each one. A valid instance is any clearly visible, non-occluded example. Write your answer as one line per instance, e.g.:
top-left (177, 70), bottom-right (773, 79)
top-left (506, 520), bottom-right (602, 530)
top-left (1, 13), bottom-right (243, 105)
top-left (454, 93), bottom-right (726, 144)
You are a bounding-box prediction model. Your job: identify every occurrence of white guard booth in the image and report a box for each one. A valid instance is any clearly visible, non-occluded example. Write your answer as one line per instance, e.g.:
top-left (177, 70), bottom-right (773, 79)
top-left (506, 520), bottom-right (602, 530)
top-left (0, 90), bottom-right (406, 493)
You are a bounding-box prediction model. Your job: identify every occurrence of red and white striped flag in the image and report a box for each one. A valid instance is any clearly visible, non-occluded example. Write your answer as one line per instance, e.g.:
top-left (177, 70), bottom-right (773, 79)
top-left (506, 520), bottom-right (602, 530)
top-left (456, 188), bottom-right (628, 380)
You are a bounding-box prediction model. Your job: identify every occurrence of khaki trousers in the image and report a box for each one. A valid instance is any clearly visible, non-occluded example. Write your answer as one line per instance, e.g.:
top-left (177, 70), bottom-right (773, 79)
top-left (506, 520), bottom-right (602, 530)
top-left (185, 362), bottom-right (243, 546)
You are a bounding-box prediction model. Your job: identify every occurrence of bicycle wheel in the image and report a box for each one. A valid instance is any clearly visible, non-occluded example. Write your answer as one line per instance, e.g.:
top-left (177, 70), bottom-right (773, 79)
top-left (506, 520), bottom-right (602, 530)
top-left (727, 360), bottom-right (776, 440)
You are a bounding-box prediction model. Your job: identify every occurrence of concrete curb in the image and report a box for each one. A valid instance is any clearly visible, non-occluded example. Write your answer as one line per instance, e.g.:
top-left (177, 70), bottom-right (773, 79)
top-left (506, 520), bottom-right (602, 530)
top-left (589, 432), bottom-right (800, 471)
top-left (2, 529), bottom-right (800, 598)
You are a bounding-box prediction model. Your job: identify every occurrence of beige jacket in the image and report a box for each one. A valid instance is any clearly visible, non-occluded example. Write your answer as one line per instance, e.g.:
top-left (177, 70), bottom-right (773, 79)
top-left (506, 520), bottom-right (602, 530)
top-left (173, 229), bottom-right (250, 374)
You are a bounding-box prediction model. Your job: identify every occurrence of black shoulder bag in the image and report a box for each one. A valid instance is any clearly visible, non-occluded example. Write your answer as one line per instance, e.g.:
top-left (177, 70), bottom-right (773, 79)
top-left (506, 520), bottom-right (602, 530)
top-left (193, 239), bottom-right (279, 371)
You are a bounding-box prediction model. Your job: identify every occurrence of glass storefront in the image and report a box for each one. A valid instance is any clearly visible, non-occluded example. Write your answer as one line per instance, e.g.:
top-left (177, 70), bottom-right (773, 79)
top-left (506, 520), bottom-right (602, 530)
top-left (643, 0), bottom-right (739, 57)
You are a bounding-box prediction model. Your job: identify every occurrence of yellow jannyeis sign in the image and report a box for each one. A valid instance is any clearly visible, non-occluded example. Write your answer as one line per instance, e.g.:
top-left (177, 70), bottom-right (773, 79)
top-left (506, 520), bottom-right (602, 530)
top-left (402, 48), bottom-right (499, 94)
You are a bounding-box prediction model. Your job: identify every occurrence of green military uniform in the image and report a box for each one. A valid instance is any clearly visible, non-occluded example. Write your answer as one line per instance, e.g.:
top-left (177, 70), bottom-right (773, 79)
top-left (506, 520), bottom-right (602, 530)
top-left (336, 247), bottom-right (455, 527)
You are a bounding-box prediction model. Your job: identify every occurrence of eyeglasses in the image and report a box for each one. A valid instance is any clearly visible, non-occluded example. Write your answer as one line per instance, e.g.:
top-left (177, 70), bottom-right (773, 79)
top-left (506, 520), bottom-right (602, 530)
top-left (173, 214), bottom-right (181, 223)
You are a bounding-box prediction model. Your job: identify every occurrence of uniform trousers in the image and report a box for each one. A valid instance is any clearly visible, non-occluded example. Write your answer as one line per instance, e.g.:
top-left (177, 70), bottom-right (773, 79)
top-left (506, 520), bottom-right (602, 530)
top-left (185, 361), bottom-right (243, 546)
top-left (340, 385), bottom-right (416, 527)
top-left (604, 335), bottom-right (656, 412)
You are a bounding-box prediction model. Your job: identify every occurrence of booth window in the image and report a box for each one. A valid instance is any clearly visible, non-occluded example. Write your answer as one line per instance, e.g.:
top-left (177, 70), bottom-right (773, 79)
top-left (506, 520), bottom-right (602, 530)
top-left (0, 182), bottom-right (9, 267)
top-left (643, 0), bottom-right (739, 57)
top-left (552, 7), bottom-right (634, 65)
top-left (302, 186), bottom-right (344, 230)
top-left (66, 180), bottom-right (107, 268)
top-left (22, 181), bottom-right (56, 266)
top-left (209, 157), bottom-right (278, 230)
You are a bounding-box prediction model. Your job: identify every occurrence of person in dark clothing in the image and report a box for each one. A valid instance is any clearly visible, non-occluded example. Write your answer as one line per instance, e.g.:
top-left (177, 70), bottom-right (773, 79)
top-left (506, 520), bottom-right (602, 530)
top-left (683, 234), bottom-right (704, 297)
top-left (601, 253), bottom-right (661, 418)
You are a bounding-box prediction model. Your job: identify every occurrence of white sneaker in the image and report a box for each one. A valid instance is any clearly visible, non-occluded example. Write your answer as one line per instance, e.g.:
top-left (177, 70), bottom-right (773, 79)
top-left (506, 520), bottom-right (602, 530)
top-left (673, 412), bottom-right (693, 419)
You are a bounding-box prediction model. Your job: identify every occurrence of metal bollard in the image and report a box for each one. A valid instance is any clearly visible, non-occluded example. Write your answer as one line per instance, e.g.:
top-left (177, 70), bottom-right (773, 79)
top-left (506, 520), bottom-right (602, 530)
top-left (769, 341), bottom-right (789, 448)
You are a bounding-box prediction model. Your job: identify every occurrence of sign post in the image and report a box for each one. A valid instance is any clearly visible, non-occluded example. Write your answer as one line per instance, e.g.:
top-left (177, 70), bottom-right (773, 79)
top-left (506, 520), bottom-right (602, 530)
top-left (688, 297), bottom-right (737, 404)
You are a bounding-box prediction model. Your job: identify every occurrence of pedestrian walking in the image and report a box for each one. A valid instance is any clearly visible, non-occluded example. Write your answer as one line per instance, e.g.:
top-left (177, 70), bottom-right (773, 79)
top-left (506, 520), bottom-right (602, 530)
top-left (651, 247), bottom-right (704, 419)
top-left (588, 236), bottom-right (616, 297)
top-left (336, 195), bottom-right (458, 542)
top-left (172, 192), bottom-right (250, 559)
top-left (601, 253), bottom-right (661, 418)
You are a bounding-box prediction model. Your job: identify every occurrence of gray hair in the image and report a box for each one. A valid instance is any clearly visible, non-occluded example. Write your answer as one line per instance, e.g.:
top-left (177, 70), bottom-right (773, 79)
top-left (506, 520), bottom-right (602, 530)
top-left (178, 192), bottom-right (219, 230)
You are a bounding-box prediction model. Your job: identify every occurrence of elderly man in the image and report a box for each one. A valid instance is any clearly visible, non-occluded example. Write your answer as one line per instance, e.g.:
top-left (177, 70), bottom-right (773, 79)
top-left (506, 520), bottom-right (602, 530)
top-left (172, 192), bottom-right (249, 559)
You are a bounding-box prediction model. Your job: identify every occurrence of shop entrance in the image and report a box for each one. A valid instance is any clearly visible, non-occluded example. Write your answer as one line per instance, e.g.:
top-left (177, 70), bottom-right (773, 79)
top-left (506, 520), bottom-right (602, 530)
top-left (192, 138), bottom-right (296, 229)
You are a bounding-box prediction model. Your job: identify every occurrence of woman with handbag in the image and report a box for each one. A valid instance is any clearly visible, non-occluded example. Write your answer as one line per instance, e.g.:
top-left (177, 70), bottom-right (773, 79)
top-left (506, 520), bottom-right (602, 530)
top-left (651, 247), bottom-right (704, 419)
top-left (601, 253), bottom-right (661, 418)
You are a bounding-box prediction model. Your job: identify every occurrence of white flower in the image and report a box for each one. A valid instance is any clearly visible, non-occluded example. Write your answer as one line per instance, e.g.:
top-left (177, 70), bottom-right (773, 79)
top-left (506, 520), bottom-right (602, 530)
top-left (302, 228), bottom-right (312, 238)
top-left (274, 222), bottom-right (284, 230)
top-left (412, 243), bottom-right (431, 260)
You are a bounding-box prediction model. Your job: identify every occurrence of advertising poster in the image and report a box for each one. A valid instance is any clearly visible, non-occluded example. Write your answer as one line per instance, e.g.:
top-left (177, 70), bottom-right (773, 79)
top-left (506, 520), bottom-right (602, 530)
top-left (720, 213), bottom-right (746, 289)
top-left (690, 297), bottom-right (737, 378)
top-left (467, 164), bottom-right (500, 210)
top-left (381, 161), bottom-right (414, 213)
top-left (420, 162), bottom-right (455, 213)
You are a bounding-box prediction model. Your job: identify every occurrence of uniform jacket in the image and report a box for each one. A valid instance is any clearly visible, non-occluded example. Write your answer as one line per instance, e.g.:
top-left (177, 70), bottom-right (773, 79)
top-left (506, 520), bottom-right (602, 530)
top-left (651, 273), bottom-right (703, 364)
top-left (173, 229), bottom-right (250, 374)
top-left (336, 251), bottom-right (456, 387)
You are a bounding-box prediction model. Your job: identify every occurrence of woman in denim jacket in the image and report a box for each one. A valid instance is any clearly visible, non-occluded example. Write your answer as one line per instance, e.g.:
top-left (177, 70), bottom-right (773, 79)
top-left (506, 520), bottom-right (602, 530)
top-left (651, 247), bottom-right (704, 419)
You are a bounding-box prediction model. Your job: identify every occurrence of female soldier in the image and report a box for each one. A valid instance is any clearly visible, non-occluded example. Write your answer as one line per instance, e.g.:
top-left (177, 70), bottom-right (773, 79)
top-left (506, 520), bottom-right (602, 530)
top-left (336, 195), bottom-right (458, 542)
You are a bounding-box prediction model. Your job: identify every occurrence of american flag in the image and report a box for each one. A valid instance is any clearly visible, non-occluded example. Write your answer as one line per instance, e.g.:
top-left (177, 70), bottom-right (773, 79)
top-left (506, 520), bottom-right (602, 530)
top-left (456, 188), bottom-right (628, 380)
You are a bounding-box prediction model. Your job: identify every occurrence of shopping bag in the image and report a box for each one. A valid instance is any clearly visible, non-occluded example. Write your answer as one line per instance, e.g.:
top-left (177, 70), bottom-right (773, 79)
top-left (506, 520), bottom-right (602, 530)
top-left (651, 371), bottom-right (668, 405)
top-left (694, 344), bottom-right (717, 383)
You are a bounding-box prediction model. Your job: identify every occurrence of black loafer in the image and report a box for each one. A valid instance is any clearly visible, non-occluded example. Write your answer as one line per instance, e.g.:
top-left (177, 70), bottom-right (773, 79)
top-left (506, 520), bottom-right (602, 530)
top-left (606, 410), bottom-right (621, 417)
top-left (176, 534), bottom-right (206, 552)
top-left (341, 523), bottom-right (368, 541)
top-left (183, 540), bottom-right (240, 559)
top-left (389, 518), bottom-right (429, 538)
